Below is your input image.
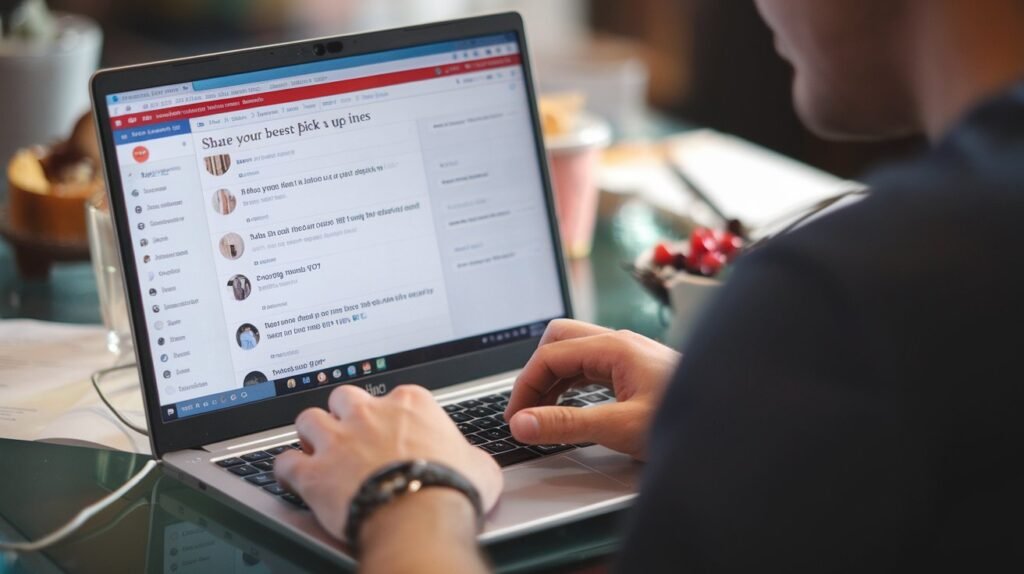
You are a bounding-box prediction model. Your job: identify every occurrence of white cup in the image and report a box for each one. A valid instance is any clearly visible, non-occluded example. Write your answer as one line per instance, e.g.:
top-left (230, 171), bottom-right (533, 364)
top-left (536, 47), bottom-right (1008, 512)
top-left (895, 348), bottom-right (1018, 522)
top-left (0, 13), bottom-right (102, 201)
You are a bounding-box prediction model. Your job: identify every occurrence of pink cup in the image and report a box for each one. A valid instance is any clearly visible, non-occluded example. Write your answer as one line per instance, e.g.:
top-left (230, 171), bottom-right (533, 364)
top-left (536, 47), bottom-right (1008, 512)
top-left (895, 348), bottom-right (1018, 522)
top-left (546, 114), bottom-right (612, 258)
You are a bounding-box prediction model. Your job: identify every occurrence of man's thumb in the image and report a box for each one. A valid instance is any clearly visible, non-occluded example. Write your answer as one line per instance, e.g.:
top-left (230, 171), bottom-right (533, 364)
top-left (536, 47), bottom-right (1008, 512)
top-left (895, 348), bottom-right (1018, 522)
top-left (509, 406), bottom-right (602, 445)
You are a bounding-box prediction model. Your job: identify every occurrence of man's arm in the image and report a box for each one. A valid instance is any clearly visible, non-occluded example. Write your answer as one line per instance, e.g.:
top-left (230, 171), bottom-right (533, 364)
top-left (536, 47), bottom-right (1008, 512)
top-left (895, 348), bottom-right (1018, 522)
top-left (274, 385), bottom-right (502, 574)
top-left (359, 489), bottom-right (487, 573)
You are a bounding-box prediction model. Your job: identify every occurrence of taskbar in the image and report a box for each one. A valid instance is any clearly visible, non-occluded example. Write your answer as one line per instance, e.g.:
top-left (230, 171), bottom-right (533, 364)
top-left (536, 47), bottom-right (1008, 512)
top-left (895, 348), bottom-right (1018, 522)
top-left (161, 319), bottom-right (552, 422)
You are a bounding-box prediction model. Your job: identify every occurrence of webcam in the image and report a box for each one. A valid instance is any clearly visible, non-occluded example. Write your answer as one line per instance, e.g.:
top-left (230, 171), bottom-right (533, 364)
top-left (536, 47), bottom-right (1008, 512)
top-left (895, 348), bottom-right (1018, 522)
top-left (312, 41), bottom-right (343, 57)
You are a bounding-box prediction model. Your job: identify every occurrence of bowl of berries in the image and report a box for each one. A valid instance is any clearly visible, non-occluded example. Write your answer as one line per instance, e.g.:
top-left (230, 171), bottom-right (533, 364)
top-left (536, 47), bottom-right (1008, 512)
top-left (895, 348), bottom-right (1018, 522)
top-left (631, 223), bottom-right (745, 346)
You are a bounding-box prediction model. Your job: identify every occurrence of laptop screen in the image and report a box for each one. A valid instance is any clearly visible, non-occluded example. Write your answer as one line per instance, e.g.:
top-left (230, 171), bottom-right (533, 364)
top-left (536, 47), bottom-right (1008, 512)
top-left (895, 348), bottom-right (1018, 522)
top-left (102, 33), bottom-right (565, 423)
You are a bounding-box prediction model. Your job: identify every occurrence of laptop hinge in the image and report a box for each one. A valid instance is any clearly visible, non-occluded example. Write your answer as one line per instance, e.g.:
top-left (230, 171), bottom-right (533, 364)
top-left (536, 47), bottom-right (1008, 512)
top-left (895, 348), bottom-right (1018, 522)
top-left (201, 370), bottom-right (520, 453)
top-left (431, 370), bottom-right (519, 403)
top-left (203, 425), bottom-right (298, 454)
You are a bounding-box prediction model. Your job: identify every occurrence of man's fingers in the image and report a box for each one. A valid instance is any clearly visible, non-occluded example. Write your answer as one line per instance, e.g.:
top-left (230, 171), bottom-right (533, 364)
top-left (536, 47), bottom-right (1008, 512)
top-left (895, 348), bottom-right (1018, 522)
top-left (273, 449), bottom-right (311, 493)
top-left (327, 384), bottom-right (373, 419)
top-left (506, 334), bottom-right (622, 416)
top-left (508, 404), bottom-right (615, 446)
top-left (503, 375), bottom-right (589, 421)
top-left (293, 407), bottom-right (337, 453)
top-left (538, 319), bottom-right (612, 347)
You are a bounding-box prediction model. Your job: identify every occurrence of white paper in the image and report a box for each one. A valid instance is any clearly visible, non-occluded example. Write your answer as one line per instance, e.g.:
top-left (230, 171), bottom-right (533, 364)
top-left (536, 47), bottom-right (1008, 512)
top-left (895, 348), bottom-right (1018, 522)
top-left (665, 129), bottom-right (859, 231)
top-left (0, 319), bottom-right (150, 454)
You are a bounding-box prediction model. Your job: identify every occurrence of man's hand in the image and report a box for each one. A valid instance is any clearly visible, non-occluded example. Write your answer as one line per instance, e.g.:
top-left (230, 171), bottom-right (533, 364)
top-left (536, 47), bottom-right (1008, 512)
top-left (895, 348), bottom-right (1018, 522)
top-left (275, 384), bottom-right (503, 543)
top-left (504, 319), bottom-right (681, 460)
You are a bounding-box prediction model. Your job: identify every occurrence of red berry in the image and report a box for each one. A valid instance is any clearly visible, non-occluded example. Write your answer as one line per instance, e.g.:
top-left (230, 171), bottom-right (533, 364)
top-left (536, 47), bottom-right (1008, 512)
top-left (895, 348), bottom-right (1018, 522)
top-left (685, 251), bottom-right (701, 274)
top-left (698, 251), bottom-right (727, 277)
top-left (689, 228), bottom-right (716, 258)
top-left (716, 231), bottom-right (744, 259)
top-left (652, 242), bottom-right (675, 267)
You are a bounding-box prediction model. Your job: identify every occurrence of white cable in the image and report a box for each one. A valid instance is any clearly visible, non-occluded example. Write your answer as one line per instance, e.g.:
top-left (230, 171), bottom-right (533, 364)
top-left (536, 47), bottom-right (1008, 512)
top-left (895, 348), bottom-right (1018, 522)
top-left (0, 459), bottom-right (161, 552)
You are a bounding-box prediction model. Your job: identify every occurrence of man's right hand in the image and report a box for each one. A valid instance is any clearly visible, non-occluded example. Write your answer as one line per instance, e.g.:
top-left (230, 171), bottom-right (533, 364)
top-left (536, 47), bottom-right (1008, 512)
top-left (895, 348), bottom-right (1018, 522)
top-left (504, 319), bottom-right (681, 461)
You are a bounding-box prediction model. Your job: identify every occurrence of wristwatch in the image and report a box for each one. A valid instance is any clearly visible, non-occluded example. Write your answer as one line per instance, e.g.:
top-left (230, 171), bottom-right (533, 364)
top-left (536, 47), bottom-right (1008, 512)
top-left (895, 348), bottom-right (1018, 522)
top-left (345, 459), bottom-right (484, 552)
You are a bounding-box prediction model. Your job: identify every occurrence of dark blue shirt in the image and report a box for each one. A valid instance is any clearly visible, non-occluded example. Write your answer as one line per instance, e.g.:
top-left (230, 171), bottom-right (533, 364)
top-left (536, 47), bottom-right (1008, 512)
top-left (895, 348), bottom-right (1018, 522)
top-left (618, 84), bottom-right (1024, 572)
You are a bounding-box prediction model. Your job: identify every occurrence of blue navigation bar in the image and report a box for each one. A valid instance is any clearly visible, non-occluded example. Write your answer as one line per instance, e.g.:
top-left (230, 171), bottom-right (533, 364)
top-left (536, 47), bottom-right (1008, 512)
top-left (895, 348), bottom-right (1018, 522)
top-left (169, 380), bottom-right (277, 420)
top-left (113, 119), bottom-right (191, 144)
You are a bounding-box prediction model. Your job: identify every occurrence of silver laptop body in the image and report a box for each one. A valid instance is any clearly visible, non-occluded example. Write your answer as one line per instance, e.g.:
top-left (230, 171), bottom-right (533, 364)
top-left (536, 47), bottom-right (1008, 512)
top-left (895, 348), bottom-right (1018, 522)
top-left (91, 13), bottom-right (640, 565)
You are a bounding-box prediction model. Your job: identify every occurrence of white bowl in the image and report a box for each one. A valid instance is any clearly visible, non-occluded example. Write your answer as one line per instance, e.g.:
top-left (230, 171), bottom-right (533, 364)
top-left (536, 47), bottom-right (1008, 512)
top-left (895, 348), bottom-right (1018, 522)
top-left (634, 241), bottom-right (723, 348)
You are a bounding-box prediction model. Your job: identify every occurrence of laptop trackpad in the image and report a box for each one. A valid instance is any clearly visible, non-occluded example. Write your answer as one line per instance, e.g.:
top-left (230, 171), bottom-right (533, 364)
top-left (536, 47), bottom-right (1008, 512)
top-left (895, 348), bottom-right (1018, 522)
top-left (483, 453), bottom-right (635, 536)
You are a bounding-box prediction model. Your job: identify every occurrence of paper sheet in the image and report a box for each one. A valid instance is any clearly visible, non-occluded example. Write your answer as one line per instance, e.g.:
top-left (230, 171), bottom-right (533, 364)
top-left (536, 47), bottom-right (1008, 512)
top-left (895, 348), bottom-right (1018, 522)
top-left (600, 129), bottom-right (862, 235)
top-left (0, 319), bottom-right (150, 454)
top-left (665, 129), bottom-right (859, 231)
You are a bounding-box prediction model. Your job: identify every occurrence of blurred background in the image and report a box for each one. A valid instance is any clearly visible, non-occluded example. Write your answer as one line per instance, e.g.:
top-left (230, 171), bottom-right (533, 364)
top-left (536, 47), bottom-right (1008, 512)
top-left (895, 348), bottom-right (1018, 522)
top-left (0, 0), bottom-right (924, 333)
top-left (39, 0), bottom-right (922, 177)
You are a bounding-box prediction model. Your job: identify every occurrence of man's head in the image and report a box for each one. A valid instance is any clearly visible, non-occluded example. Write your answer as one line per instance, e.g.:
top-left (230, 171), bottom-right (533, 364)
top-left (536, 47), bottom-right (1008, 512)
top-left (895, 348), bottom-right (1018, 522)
top-left (754, 0), bottom-right (918, 140)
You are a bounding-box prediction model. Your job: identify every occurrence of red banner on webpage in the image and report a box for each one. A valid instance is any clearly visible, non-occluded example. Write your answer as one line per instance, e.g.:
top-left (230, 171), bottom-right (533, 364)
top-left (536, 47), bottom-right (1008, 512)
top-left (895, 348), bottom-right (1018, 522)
top-left (109, 54), bottom-right (521, 131)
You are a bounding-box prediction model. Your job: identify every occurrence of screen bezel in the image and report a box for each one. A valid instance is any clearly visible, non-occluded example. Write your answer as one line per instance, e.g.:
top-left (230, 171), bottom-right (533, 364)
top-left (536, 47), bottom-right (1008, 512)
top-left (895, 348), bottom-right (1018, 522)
top-left (90, 12), bottom-right (573, 458)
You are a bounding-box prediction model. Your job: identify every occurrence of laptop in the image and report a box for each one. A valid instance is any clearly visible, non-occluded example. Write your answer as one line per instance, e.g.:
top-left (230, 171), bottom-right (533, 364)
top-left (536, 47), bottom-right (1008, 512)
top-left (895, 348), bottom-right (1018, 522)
top-left (90, 12), bottom-right (641, 564)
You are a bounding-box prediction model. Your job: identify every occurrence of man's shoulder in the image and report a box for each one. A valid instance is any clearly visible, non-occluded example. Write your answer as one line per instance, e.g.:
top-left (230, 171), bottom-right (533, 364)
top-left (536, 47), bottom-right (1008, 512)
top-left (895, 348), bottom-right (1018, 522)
top-left (761, 155), bottom-right (1024, 294)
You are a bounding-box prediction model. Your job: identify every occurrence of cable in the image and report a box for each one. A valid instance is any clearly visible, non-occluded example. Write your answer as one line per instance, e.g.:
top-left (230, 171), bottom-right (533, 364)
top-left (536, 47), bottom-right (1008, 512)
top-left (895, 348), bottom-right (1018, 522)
top-left (0, 459), bottom-right (161, 552)
top-left (0, 365), bottom-right (157, 553)
top-left (90, 363), bottom-right (148, 436)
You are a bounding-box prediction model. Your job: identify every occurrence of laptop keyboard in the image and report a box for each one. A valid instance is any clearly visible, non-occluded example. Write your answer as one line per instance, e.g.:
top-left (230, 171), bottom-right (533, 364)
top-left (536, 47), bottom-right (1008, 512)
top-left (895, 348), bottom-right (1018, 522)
top-left (444, 386), bottom-right (613, 466)
top-left (212, 385), bottom-right (616, 510)
top-left (214, 441), bottom-right (310, 508)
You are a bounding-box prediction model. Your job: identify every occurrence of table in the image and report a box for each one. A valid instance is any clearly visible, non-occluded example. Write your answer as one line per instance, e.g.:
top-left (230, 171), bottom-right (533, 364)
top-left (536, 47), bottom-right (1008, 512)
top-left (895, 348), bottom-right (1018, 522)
top-left (0, 190), bottom-right (687, 572)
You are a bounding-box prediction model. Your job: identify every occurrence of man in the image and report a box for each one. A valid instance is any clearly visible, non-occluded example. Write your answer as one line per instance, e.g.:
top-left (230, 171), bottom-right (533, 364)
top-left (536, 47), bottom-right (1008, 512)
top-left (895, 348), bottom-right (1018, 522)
top-left (276, 1), bottom-right (1024, 571)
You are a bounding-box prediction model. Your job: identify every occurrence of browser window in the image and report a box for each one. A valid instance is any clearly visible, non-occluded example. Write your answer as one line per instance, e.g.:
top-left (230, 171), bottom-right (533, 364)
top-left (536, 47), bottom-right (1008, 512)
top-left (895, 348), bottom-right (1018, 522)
top-left (102, 34), bottom-right (565, 421)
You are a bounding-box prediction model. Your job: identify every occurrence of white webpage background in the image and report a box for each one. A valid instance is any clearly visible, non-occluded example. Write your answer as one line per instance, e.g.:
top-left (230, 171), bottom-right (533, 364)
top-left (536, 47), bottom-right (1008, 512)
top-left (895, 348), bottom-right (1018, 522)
top-left (116, 60), bottom-right (563, 406)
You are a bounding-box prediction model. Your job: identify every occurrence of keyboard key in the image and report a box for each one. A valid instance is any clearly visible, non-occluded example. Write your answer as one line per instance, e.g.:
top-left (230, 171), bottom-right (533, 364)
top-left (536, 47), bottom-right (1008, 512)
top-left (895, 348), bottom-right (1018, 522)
top-left (500, 391), bottom-right (512, 398)
top-left (580, 393), bottom-right (606, 404)
top-left (450, 409), bottom-right (473, 423)
top-left (228, 464), bottom-right (260, 477)
top-left (464, 406), bottom-right (497, 419)
top-left (507, 436), bottom-right (528, 447)
top-left (575, 442), bottom-right (596, 448)
top-left (456, 423), bottom-right (479, 434)
top-left (457, 399), bottom-right (484, 409)
top-left (266, 445), bottom-right (291, 456)
top-left (479, 395), bottom-right (505, 404)
top-left (443, 404), bottom-right (463, 413)
top-left (245, 473), bottom-right (277, 487)
top-left (473, 416), bottom-right (504, 430)
top-left (479, 428), bottom-right (510, 441)
top-left (558, 398), bottom-right (587, 408)
top-left (290, 441), bottom-right (303, 450)
top-left (216, 457), bottom-right (245, 468)
top-left (241, 451), bottom-right (272, 463)
top-left (263, 483), bottom-right (287, 495)
top-left (252, 460), bottom-right (275, 472)
top-left (529, 444), bottom-right (575, 456)
top-left (482, 440), bottom-right (517, 454)
top-left (449, 412), bottom-right (473, 423)
top-left (281, 493), bottom-right (307, 508)
top-left (599, 390), bottom-right (616, 400)
top-left (492, 447), bottom-right (542, 467)
top-left (562, 390), bottom-right (581, 398)
top-left (581, 384), bottom-right (605, 393)
top-left (465, 434), bottom-right (487, 446)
